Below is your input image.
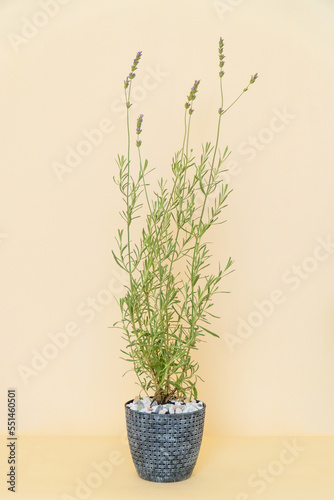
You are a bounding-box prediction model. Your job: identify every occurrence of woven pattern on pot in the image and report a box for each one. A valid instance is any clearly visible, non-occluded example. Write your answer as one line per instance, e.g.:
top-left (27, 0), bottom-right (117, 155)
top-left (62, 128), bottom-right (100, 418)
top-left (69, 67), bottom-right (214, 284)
top-left (125, 401), bottom-right (206, 482)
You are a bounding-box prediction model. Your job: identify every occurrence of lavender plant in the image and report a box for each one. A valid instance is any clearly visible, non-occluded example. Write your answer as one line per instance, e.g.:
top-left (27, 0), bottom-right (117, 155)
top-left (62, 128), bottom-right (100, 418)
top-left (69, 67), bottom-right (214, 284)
top-left (113, 39), bottom-right (258, 404)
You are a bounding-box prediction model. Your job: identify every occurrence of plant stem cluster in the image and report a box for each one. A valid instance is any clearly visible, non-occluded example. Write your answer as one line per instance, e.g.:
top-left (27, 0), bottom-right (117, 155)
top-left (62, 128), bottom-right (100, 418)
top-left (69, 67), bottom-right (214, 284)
top-left (113, 39), bottom-right (258, 404)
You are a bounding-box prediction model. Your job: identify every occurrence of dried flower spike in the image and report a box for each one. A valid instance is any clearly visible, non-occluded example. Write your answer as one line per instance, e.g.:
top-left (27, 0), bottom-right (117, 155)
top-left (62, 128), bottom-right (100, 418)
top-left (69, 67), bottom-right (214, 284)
top-left (124, 51), bottom-right (143, 88)
top-left (249, 73), bottom-right (258, 84)
top-left (136, 114), bottom-right (144, 135)
top-left (131, 51), bottom-right (142, 72)
top-left (185, 80), bottom-right (200, 112)
top-left (244, 73), bottom-right (259, 92)
top-left (124, 76), bottom-right (130, 89)
top-left (218, 37), bottom-right (225, 78)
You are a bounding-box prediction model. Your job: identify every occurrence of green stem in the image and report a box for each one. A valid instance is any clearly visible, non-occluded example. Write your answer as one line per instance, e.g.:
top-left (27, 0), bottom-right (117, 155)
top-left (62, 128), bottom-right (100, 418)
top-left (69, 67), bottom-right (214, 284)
top-left (185, 112), bottom-right (192, 160)
top-left (164, 106), bottom-right (192, 391)
top-left (186, 76), bottom-right (224, 383)
top-left (181, 108), bottom-right (188, 158)
top-left (199, 75), bottom-right (223, 223)
top-left (221, 87), bottom-right (249, 117)
top-left (138, 147), bottom-right (152, 215)
top-left (125, 83), bottom-right (133, 283)
top-left (124, 82), bottom-right (144, 381)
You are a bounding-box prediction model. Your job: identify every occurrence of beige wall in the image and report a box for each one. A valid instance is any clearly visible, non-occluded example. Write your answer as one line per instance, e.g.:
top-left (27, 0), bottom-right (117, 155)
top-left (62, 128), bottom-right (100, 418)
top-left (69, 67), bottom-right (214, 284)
top-left (0, 0), bottom-right (333, 436)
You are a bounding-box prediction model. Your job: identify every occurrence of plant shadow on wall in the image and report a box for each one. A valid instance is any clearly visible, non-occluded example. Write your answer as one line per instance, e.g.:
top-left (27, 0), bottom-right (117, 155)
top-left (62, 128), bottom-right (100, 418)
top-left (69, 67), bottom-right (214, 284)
top-left (112, 40), bottom-right (258, 406)
top-left (111, 38), bottom-right (258, 484)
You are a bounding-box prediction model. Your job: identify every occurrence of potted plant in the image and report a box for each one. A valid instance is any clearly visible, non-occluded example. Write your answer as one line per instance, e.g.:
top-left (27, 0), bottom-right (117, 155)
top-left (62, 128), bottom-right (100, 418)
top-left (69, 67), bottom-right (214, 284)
top-left (112, 38), bottom-right (258, 482)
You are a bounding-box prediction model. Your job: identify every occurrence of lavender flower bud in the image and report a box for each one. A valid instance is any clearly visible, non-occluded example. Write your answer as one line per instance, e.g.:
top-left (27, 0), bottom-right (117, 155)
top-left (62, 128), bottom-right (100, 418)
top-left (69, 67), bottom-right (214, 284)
top-left (125, 51), bottom-right (143, 85)
top-left (185, 79), bottom-right (200, 110)
top-left (136, 114), bottom-right (144, 135)
top-left (249, 73), bottom-right (258, 84)
top-left (218, 38), bottom-right (225, 78)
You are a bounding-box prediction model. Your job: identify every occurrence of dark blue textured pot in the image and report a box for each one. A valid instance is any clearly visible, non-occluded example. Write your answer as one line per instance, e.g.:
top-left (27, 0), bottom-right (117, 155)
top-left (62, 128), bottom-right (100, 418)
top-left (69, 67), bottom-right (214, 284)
top-left (125, 399), bottom-right (206, 482)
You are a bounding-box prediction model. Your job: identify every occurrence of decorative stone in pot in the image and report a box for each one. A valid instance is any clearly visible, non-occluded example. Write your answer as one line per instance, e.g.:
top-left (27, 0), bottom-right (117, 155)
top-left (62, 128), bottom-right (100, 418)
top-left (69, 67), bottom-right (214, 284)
top-left (125, 398), bottom-right (206, 482)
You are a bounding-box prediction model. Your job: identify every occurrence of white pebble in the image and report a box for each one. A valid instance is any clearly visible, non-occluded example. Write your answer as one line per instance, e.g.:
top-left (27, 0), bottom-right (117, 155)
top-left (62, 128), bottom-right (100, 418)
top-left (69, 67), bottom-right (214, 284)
top-left (142, 397), bottom-right (152, 409)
